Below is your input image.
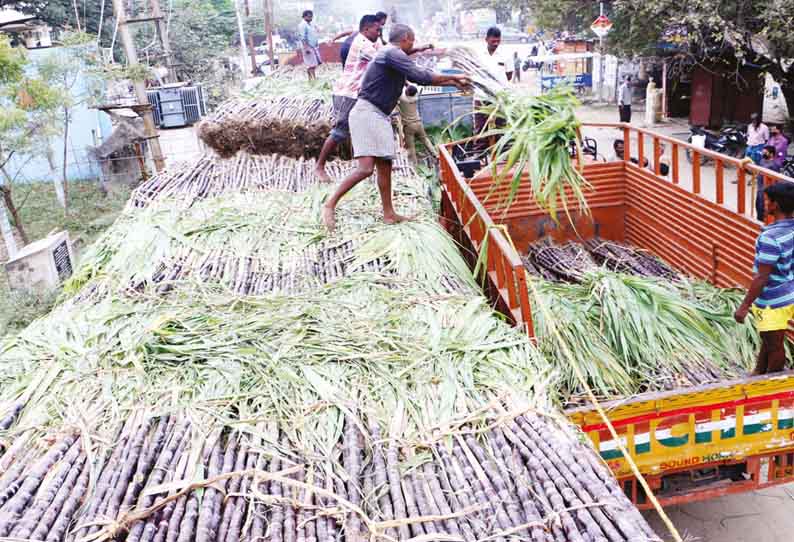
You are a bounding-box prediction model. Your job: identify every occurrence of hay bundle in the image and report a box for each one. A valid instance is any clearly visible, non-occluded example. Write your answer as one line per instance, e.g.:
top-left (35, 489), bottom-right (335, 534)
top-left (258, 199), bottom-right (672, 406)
top-left (198, 95), bottom-right (336, 160)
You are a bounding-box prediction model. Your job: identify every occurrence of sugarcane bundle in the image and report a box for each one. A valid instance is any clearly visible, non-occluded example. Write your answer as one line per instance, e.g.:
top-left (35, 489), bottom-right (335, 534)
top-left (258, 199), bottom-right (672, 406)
top-left (526, 239), bottom-right (597, 282)
top-left (524, 239), bottom-right (680, 284)
top-left (129, 153), bottom-right (417, 209)
top-left (446, 47), bottom-right (589, 220)
top-left (197, 96), bottom-right (335, 160)
top-left (585, 239), bottom-right (679, 281)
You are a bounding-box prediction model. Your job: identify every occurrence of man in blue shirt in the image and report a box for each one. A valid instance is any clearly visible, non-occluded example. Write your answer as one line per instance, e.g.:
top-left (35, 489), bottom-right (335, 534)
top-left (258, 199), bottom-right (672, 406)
top-left (321, 24), bottom-right (469, 231)
top-left (735, 181), bottom-right (794, 374)
top-left (298, 10), bottom-right (320, 80)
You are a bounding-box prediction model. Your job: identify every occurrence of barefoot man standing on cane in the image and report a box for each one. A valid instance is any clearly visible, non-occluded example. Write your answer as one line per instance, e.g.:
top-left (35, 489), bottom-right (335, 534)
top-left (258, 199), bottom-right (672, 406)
top-left (322, 24), bottom-right (470, 231)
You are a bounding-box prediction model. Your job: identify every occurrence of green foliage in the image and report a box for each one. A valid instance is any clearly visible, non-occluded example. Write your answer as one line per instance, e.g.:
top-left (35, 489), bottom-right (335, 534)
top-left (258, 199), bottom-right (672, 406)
top-left (0, 287), bottom-right (60, 337)
top-left (0, 36), bottom-right (26, 85)
top-left (17, 77), bottom-right (64, 110)
top-left (0, 46), bottom-right (65, 164)
top-left (480, 86), bottom-right (588, 221)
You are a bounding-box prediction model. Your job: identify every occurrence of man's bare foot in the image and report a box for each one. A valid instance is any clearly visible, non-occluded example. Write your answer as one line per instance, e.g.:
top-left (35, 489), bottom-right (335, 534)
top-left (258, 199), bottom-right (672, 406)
top-left (383, 212), bottom-right (415, 225)
top-left (322, 205), bottom-right (336, 232)
top-left (314, 167), bottom-right (332, 183)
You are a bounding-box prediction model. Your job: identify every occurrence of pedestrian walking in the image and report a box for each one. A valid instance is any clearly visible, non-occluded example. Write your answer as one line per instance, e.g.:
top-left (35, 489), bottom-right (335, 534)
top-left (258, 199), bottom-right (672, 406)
top-left (321, 24), bottom-right (470, 231)
top-left (746, 113), bottom-right (770, 164)
top-left (513, 52), bottom-right (521, 83)
top-left (298, 10), bottom-right (321, 80)
top-left (314, 15), bottom-right (382, 182)
top-left (398, 85), bottom-right (436, 163)
top-left (618, 76), bottom-right (632, 123)
top-left (735, 181), bottom-right (794, 374)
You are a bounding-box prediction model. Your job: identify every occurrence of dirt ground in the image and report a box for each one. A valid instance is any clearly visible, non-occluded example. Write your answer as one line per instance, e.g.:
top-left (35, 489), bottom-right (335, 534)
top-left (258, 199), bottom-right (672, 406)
top-left (643, 484), bottom-right (794, 541)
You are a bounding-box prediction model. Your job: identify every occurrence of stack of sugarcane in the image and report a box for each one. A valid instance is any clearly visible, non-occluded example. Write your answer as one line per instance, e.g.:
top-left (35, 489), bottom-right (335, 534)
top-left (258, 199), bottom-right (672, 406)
top-left (524, 239), bottom-right (678, 283)
top-left (197, 96), bottom-right (335, 159)
top-left (525, 240), bottom-right (597, 283)
top-left (0, 403), bottom-right (658, 542)
top-left (0, 141), bottom-right (664, 541)
top-left (129, 153), bottom-right (417, 209)
top-left (197, 65), bottom-right (339, 160)
top-left (584, 239), bottom-right (679, 280)
top-left (525, 242), bottom-right (755, 398)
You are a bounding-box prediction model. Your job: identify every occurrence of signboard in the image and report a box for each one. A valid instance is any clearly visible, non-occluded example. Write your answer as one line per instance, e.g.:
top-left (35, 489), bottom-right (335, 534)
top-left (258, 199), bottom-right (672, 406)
top-left (461, 8), bottom-right (496, 35)
top-left (590, 14), bottom-right (612, 38)
top-left (541, 73), bottom-right (593, 91)
top-left (53, 240), bottom-right (72, 280)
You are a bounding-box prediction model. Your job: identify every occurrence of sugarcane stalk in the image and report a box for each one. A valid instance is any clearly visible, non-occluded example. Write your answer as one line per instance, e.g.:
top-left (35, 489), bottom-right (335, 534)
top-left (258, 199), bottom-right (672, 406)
top-left (368, 422), bottom-right (396, 539)
top-left (25, 454), bottom-right (87, 541)
top-left (0, 432), bottom-right (78, 536)
top-left (218, 438), bottom-right (249, 542)
top-left (44, 460), bottom-right (90, 542)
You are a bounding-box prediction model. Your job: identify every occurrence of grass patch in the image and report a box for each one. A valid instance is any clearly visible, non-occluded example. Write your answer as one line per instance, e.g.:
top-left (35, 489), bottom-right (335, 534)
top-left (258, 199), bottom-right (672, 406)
top-left (0, 180), bottom-right (131, 337)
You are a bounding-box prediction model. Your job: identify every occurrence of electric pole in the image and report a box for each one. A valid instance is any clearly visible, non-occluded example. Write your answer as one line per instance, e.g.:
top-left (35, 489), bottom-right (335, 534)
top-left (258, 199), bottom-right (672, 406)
top-left (150, 0), bottom-right (176, 83)
top-left (264, 0), bottom-right (275, 69)
top-left (234, 0), bottom-right (249, 79)
top-left (111, 0), bottom-right (167, 172)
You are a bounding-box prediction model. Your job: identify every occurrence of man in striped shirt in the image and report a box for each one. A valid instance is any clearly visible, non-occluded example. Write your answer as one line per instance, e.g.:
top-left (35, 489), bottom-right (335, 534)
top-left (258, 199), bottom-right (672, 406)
top-left (314, 15), bottom-right (381, 183)
top-left (735, 181), bottom-right (794, 374)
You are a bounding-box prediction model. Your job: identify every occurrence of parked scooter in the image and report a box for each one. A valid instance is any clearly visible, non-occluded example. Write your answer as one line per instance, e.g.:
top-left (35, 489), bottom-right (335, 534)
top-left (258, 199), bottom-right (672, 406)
top-left (685, 125), bottom-right (747, 164)
top-left (783, 156), bottom-right (794, 178)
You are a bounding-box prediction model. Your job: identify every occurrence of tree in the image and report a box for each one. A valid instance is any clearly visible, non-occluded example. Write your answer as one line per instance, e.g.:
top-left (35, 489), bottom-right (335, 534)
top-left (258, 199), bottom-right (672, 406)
top-left (0, 36), bottom-right (66, 254)
top-left (35, 31), bottom-right (107, 210)
top-left (521, 0), bottom-right (794, 115)
top-left (608, 0), bottom-right (794, 114)
top-left (0, 0), bottom-right (115, 45)
top-left (459, 0), bottom-right (599, 31)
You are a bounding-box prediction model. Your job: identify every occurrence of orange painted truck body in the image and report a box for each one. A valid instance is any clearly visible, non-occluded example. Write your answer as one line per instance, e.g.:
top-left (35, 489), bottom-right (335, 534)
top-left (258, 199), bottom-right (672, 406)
top-left (438, 123), bottom-right (794, 508)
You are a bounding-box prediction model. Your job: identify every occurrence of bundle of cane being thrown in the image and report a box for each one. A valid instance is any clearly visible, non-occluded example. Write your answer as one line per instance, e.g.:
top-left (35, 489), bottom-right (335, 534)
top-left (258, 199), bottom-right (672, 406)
top-left (445, 47), bottom-right (504, 99)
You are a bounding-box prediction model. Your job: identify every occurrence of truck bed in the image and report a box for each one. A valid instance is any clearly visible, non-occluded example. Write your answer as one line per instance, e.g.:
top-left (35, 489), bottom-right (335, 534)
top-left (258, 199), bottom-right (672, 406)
top-left (437, 122), bottom-right (794, 507)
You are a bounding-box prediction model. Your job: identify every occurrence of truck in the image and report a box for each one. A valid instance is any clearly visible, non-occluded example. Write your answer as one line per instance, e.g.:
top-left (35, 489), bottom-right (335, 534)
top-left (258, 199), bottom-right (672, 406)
top-left (438, 121), bottom-right (794, 508)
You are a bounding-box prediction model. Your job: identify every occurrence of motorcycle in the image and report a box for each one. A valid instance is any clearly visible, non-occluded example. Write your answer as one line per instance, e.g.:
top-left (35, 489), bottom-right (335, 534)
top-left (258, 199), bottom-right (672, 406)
top-left (783, 156), bottom-right (794, 178)
top-left (685, 125), bottom-right (747, 164)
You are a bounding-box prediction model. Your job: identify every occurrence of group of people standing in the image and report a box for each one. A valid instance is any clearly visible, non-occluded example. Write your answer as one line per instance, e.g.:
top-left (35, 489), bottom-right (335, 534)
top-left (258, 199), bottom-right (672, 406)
top-left (298, 12), bottom-right (470, 231)
top-left (747, 113), bottom-right (790, 221)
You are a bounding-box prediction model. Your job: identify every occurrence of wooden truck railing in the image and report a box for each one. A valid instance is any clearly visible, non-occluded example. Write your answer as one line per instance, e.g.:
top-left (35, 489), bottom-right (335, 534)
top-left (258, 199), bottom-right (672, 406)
top-left (438, 122), bottom-right (794, 508)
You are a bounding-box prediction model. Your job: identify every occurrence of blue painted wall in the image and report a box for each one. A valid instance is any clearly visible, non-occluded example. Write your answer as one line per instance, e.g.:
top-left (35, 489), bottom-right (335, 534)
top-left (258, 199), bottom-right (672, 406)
top-left (5, 45), bottom-right (112, 183)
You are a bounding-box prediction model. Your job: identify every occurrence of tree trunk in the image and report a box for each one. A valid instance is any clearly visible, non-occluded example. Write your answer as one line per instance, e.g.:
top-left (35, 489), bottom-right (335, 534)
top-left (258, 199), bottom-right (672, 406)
top-left (61, 106), bottom-right (71, 213)
top-left (0, 183), bottom-right (28, 247)
top-left (46, 145), bottom-right (66, 207)
top-left (0, 195), bottom-right (18, 260)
